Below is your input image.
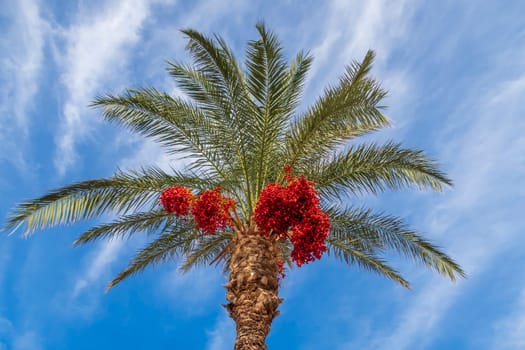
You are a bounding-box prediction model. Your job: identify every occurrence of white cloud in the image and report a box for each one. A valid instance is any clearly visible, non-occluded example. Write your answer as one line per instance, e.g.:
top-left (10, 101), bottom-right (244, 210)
top-left (54, 0), bottom-right (188, 311)
top-left (37, 229), bottom-right (128, 322)
top-left (366, 280), bottom-right (458, 349)
top-left (12, 331), bottom-right (42, 350)
top-left (46, 239), bottom-right (125, 321)
top-left (359, 57), bottom-right (525, 350)
top-left (0, 0), bottom-right (45, 128)
top-left (309, 0), bottom-right (414, 84)
top-left (178, 0), bottom-right (249, 31)
top-left (159, 266), bottom-right (224, 315)
top-left (116, 134), bottom-right (178, 172)
top-left (492, 284), bottom-right (525, 349)
top-left (0, 0), bottom-right (46, 171)
top-left (72, 239), bottom-right (124, 297)
top-left (54, 0), bottom-right (155, 176)
top-left (0, 317), bottom-right (42, 350)
top-left (206, 313), bottom-right (235, 350)
top-left (293, 0), bottom-right (416, 142)
top-left (337, 0), bottom-right (413, 59)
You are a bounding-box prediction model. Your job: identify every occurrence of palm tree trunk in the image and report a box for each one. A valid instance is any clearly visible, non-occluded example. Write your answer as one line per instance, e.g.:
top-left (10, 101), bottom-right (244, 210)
top-left (224, 227), bottom-right (282, 350)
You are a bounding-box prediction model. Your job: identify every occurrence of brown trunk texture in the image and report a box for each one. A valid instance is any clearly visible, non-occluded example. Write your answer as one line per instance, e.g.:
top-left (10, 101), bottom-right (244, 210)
top-left (224, 228), bottom-right (282, 350)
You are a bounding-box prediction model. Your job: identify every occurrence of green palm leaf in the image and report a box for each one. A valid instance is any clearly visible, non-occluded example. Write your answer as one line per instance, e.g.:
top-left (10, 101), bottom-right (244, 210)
top-left (327, 206), bottom-right (465, 282)
top-left (92, 89), bottom-right (224, 173)
top-left (73, 209), bottom-right (172, 245)
top-left (327, 238), bottom-right (410, 288)
top-left (179, 232), bottom-right (233, 272)
top-left (175, 29), bottom-right (257, 212)
top-left (107, 223), bottom-right (198, 290)
top-left (309, 142), bottom-right (452, 199)
top-left (285, 50), bottom-right (389, 169)
top-left (4, 167), bottom-right (209, 235)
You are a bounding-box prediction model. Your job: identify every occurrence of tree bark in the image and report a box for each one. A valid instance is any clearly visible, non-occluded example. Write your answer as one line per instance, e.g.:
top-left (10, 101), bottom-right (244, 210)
top-left (224, 227), bottom-right (282, 350)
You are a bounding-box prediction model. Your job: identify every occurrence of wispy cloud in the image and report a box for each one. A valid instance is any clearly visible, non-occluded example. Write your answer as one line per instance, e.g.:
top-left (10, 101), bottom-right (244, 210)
top-left (0, 0), bottom-right (45, 128)
top-left (308, 0), bottom-right (415, 81)
top-left (359, 53), bottom-right (525, 350)
top-left (492, 284), bottom-right (525, 349)
top-left (11, 331), bottom-right (42, 350)
top-left (72, 239), bottom-right (124, 298)
top-left (116, 133), bottom-right (176, 172)
top-left (54, 0), bottom-right (156, 176)
top-left (296, 0), bottom-right (417, 140)
top-left (34, 0), bottom-right (161, 322)
top-left (0, 0), bottom-right (46, 171)
top-left (0, 317), bottom-right (42, 350)
top-left (206, 313), bottom-right (235, 350)
top-left (43, 239), bottom-right (125, 321)
top-left (159, 266), bottom-right (224, 315)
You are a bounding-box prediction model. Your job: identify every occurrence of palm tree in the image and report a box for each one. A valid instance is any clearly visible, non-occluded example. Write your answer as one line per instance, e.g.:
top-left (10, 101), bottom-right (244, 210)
top-left (4, 23), bottom-right (464, 349)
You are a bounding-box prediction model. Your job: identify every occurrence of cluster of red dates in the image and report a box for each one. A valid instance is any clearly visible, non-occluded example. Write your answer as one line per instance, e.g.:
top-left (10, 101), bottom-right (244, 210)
top-left (160, 167), bottom-right (330, 272)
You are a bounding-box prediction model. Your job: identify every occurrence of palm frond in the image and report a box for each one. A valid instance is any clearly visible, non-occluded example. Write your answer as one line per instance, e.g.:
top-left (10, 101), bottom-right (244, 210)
top-left (245, 23), bottom-right (292, 198)
top-left (181, 28), bottom-right (246, 103)
top-left (308, 142), bottom-right (453, 199)
top-left (178, 232), bottom-right (233, 272)
top-left (282, 51), bottom-right (314, 121)
top-left (245, 23), bottom-right (317, 199)
top-left (327, 206), bottom-right (465, 281)
top-left (327, 237), bottom-right (410, 288)
top-left (73, 209), bottom-right (172, 245)
top-left (285, 50), bottom-right (389, 168)
top-left (107, 223), bottom-right (198, 290)
top-left (3, 167), bottom-right (210, 235)
top-left (167, 62), bottom-right (226, 112)
top-left (179, 29), bottom-right (256, 140)
top-left (178, 29), bottom-right (258, 212)
top-left (166, 61), bottom-right (251, 162)
top-left (92, 89), bottom-right (223, 173)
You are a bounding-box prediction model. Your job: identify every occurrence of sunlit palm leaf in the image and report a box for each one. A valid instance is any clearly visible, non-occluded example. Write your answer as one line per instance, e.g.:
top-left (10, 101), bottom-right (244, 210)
top-left (179, 232), bottom-right (233, 272)
top-left (327, 237), bottom-right (410, 288)
top-left (107, 223), bottom-right (198, 290)
top-left (246, 23), bottom-right (292, 199)
top-left (178, 29), bottom-right (258, 212)
top-left (4, 167), bottom-right (209, 235)
top-left (309, 142), bottom-right (453, 199)
top-left (73, 209), bottom-right (172, 245)
top-left (327, 206), bottom-right (465, 281)
top-left (285, 50), bottom-right (389, 169)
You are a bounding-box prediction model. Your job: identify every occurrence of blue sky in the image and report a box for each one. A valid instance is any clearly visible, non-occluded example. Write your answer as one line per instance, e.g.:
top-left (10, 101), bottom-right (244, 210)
top-left (1, 0), bottom-right (524, 349)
